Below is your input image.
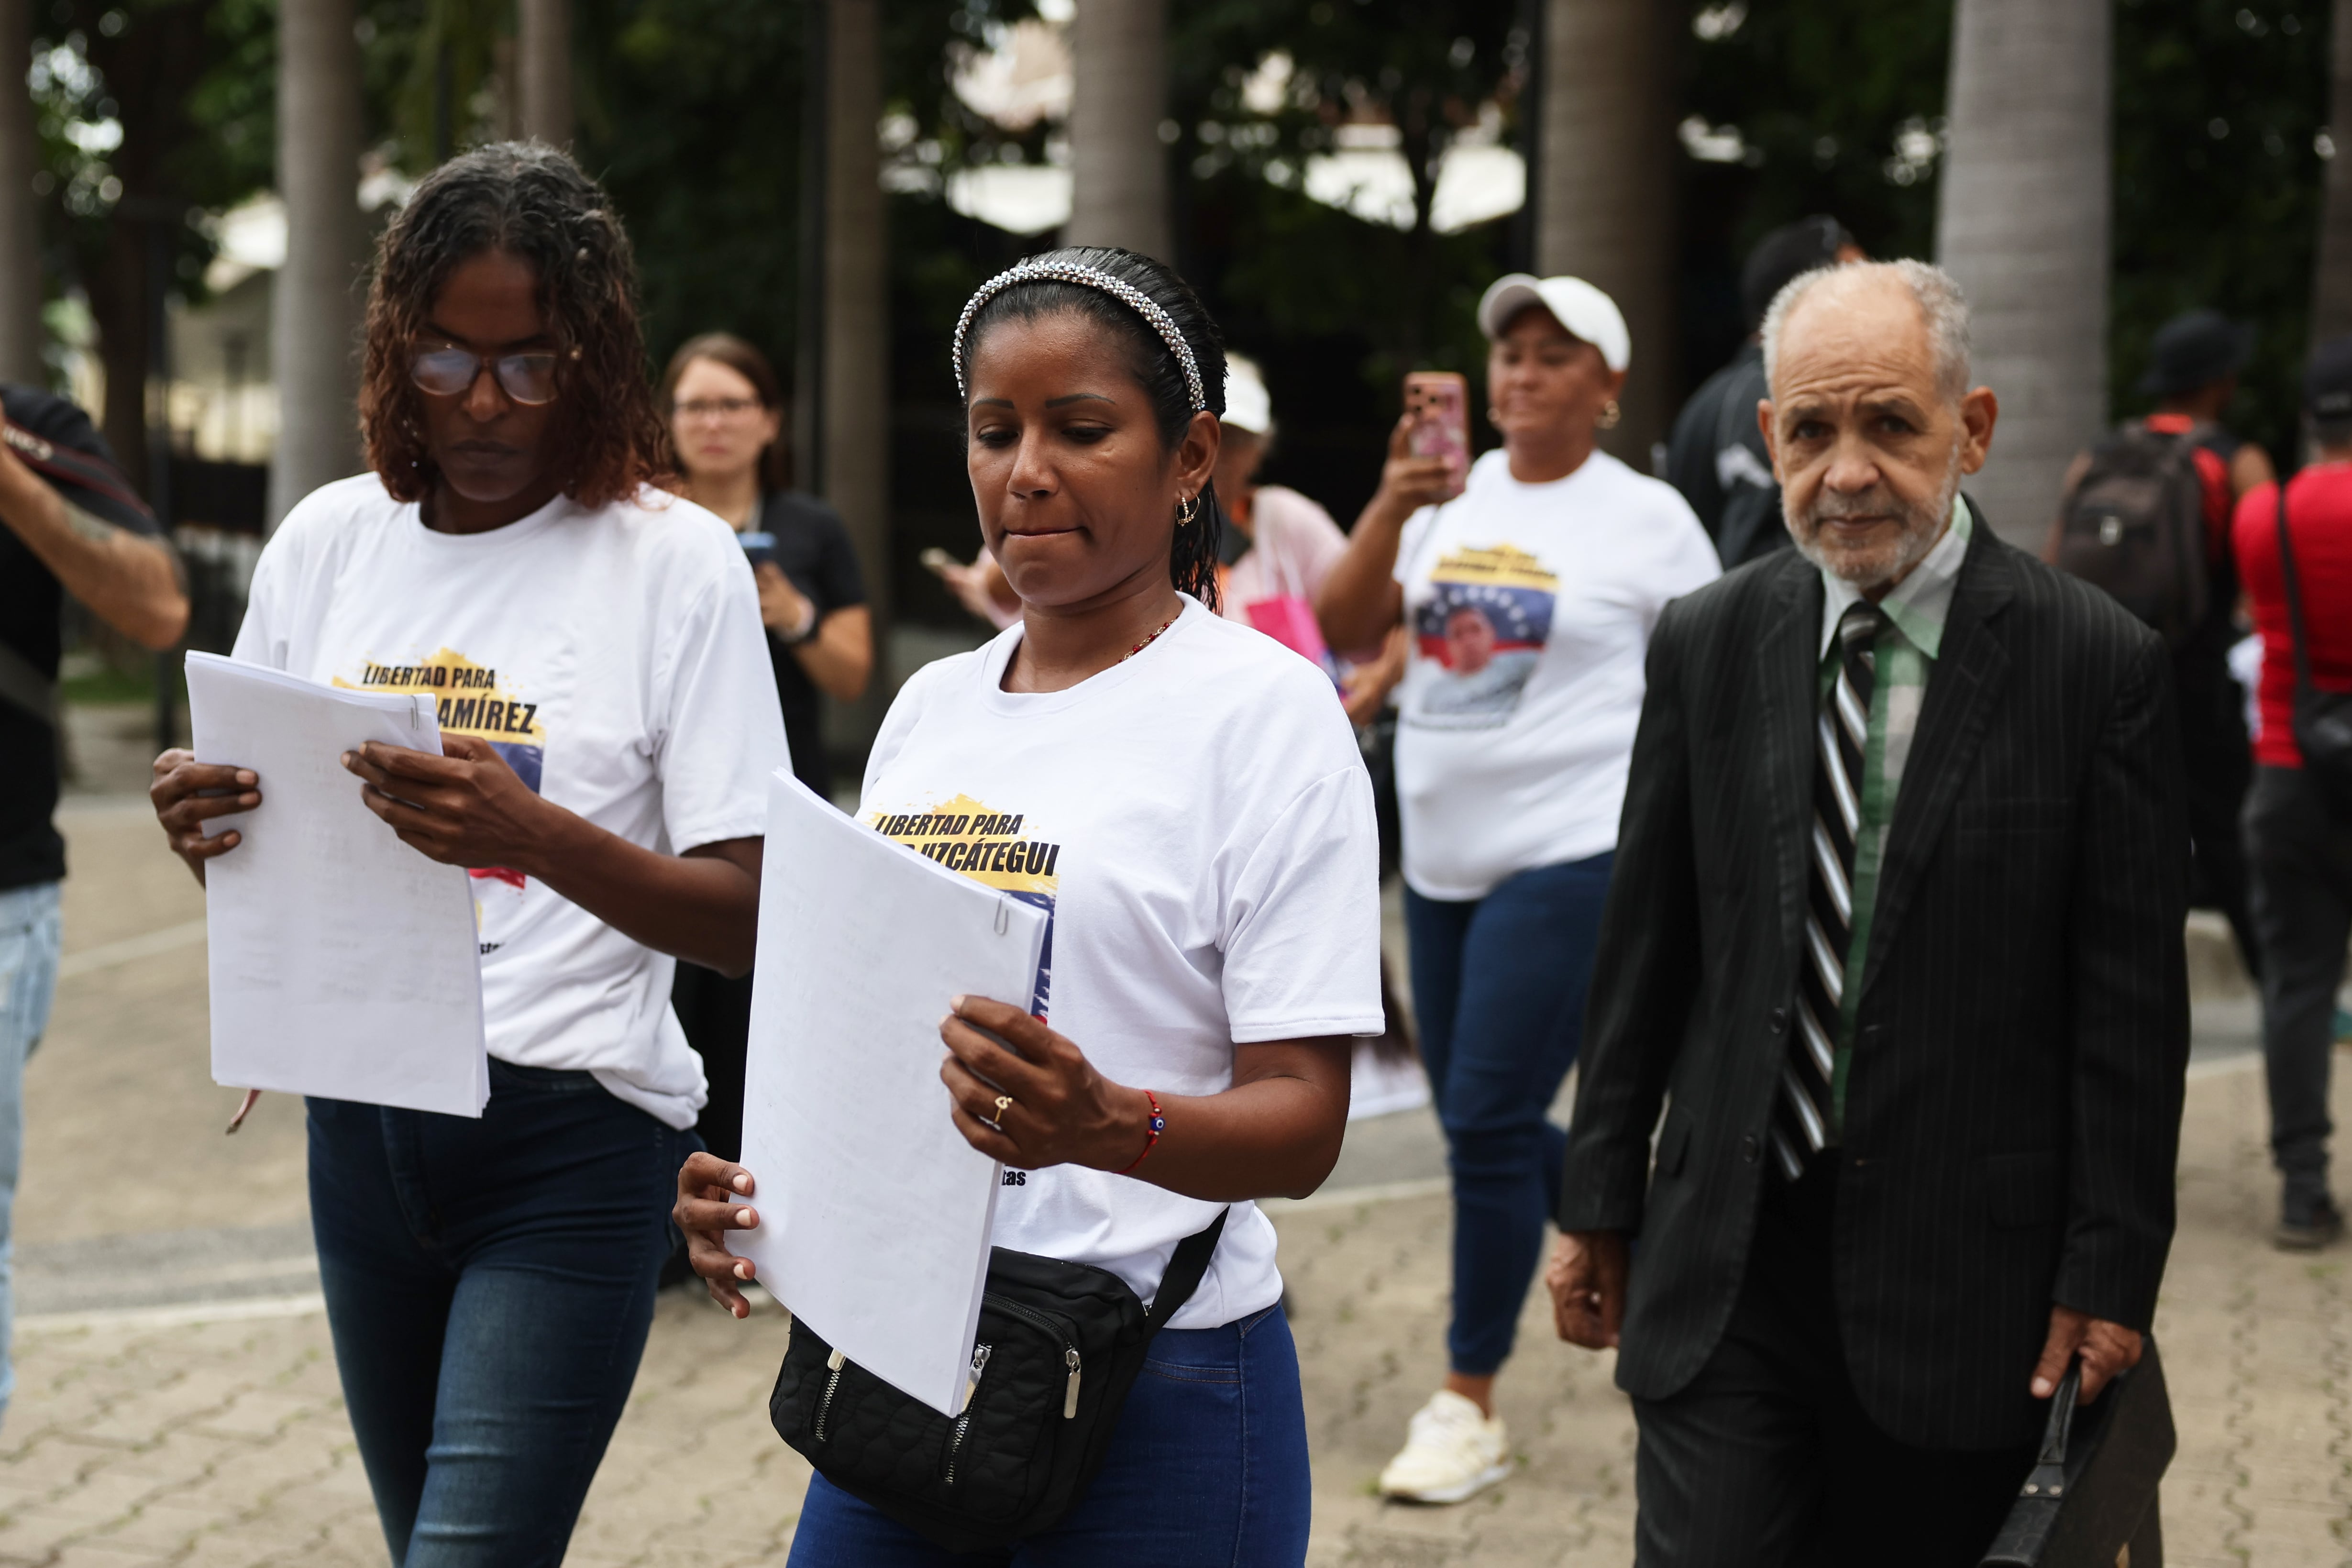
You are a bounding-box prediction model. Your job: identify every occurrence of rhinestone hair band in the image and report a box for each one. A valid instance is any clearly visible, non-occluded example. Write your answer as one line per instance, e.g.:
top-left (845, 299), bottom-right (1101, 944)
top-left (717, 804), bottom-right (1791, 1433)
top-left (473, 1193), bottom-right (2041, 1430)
top-left (950, 259), bottom-right (1208, 413)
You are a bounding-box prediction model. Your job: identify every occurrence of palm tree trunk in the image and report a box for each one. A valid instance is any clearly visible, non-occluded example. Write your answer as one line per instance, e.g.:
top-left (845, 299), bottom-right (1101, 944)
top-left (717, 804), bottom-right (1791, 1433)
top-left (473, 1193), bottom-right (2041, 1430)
top-left (1934, 0), bottom-right (2111, 550)
top-left (822, 0), bottom-right (889, 738)
top-left (0, 0), bottom-right (42, 385)
top-left (1066, 0), bottom-right (1170, 261)
top-left (518, 0), bottom-right (573, 148)
top-left (2313, 0), bottom-right (2352, 343)
top-left (268, 0), bottom-right (367, 528)
top-left (1536, 0), bottom-right (1678, 463)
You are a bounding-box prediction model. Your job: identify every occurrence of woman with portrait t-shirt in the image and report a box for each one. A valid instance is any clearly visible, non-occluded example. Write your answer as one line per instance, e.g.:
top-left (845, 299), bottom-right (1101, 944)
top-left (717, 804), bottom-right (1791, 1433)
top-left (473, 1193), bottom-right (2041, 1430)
top-left (676, 246), bottom-right (1382, 1565)
top-left (147, 145), bottom-right (784, 1565)
top-left (1318, 273), bottom-right (1719, 1505)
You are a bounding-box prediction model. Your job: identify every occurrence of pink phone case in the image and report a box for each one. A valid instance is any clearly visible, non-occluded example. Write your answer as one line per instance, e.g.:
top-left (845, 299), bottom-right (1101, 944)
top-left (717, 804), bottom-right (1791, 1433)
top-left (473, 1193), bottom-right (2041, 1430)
top-left (1405, 373), bottom-right (1469, 500)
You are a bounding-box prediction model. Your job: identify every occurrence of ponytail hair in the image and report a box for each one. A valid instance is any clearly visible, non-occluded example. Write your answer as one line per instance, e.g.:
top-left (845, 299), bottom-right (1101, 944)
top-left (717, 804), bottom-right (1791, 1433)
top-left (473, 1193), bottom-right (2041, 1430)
top-left (958, 246), bottom-right (1227, 612)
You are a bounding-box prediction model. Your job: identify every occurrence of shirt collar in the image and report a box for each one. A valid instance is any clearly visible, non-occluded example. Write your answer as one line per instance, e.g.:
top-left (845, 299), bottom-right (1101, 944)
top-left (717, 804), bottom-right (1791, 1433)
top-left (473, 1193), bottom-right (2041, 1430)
top-left (1818, 495), bottom-right (1972, 661)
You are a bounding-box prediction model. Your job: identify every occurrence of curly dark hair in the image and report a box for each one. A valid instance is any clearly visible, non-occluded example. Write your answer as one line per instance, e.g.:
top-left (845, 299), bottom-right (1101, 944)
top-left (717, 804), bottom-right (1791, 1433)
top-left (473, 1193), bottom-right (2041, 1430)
top-left (959, 246), bottom-right (1228, 611)
top-left (359, 142), bottom-right (674, 509)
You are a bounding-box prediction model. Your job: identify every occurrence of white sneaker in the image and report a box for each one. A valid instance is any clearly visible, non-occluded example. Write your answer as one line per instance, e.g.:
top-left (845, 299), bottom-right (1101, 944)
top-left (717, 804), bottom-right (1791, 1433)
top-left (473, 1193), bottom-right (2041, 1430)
top-left (1377, 1389), bottom-right (1512, 1503)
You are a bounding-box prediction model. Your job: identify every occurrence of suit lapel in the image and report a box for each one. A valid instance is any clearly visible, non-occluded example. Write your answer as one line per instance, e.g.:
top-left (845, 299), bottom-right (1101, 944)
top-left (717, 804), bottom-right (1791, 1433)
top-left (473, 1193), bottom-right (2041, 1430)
top-left (1858, 517), bottom-right (2016, 999)
top-left (1752, 555), bottom-right (1823, 969)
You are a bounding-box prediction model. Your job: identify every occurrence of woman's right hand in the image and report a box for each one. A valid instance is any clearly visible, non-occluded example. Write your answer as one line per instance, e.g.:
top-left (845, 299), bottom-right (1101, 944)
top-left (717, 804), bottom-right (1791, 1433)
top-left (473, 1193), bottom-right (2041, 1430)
top-left (1374, 412), bottom-right (1459, 518)
top-left (150, 749), bottom-right (261, 886)
top-left (674, 1150), bottom-right (763, 1320)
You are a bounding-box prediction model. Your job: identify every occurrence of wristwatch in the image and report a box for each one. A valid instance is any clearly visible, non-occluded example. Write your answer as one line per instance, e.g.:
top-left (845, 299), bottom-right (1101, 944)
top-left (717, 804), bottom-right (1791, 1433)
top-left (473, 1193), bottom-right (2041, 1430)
top-left (777, 600), bottom-right (819, 645)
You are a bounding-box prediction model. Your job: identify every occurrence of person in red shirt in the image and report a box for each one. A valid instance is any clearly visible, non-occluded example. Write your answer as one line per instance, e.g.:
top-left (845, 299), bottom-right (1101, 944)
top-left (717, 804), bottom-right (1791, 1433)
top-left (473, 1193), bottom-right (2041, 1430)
top-left (2233, 333), bottom-right (2352, 1250)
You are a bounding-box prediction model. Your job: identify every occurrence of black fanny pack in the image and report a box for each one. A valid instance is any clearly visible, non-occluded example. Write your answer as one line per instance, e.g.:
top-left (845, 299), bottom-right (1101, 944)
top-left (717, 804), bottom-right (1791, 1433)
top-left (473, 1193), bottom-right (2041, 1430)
top-left (769, 1209), bottom-right (1227, 1554)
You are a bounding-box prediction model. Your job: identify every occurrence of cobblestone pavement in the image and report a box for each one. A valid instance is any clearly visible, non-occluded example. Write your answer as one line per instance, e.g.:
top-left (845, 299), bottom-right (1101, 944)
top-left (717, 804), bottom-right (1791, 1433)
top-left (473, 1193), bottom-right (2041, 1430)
top-left (6, 795), bottom-right (2347, 1564)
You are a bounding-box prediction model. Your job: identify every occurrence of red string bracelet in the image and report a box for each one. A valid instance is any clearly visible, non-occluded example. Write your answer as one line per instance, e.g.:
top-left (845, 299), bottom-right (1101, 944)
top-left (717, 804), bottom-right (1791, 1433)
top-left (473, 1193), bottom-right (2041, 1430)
top-left (1116, 1089), bottom-right (1165, 1175)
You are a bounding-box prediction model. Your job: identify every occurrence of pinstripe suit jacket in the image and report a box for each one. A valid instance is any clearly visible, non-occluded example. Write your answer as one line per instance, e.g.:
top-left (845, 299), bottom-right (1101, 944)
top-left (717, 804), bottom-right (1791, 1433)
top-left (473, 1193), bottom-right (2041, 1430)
top-left (1556, 506), bottom-right (2190, 1450)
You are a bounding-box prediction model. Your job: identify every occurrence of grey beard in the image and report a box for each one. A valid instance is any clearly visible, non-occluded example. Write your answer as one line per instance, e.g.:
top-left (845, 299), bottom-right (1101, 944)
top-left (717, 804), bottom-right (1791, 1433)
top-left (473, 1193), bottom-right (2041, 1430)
top-left (1785, 452), bottom-right (1962, 590)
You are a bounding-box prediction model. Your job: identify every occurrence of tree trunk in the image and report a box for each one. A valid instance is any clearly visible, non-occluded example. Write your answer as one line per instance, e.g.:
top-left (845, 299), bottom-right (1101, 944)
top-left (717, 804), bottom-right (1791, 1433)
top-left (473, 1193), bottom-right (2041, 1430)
top-left (518, 0), bottom-right (573, 148)
top-left (1935, 0), bottom-right (2111, 550)
top-left (0, 0), bottom-right (42, 385)
top-left (269, 0), bottom-right (367, 528)
top-left (1066, 0), bottom-right (1170, 260)
top-left (2314, 0), bottom-right (2352, 343)
top-left (821, 0), bottom-right (890, 748)
top-left (88, 226), bottom-right (148, 494)
top-left (1536, 0), bottom-right (1678, 464)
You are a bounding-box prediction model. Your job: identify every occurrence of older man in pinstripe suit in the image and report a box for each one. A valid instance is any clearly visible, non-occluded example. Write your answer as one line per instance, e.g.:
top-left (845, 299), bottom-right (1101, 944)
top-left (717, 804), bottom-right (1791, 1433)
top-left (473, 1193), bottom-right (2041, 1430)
top-left (1546, 261), bottom-right (2189, 1564)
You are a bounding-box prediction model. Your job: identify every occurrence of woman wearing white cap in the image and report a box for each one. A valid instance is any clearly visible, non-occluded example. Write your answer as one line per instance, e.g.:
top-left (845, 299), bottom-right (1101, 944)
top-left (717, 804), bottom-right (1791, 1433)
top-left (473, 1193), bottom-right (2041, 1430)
top-left (1319, 274), bottom-right (1719, 1504)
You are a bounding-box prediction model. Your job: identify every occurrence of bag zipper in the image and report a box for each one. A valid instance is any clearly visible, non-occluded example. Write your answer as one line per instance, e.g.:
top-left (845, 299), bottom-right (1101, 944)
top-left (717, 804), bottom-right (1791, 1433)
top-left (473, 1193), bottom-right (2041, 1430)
top-left (983, 1294), bottom-right (1084, 1420)
top-left (943, 1343), bottom-right (993, 1485)
top-left (813, 1347), bottom-right (846, 1443)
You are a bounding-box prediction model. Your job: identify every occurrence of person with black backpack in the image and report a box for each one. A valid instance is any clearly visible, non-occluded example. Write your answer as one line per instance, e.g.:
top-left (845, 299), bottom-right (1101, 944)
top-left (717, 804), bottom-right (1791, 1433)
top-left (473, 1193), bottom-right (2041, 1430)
top-left (2048, 308), bottom-right (2275, 981)
top-left (0, 385), bottom-right (187, 1424)
top-left (2232, 335), bottom-right (2352, 1251)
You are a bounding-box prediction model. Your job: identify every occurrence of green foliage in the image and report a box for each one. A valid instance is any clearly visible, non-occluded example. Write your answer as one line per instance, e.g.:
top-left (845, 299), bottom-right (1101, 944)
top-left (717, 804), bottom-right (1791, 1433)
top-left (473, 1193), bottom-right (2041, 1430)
top-left (2112, 0), bottom-right (2328, 466)
top-left (1679, 0), bottom-right (1953, 385)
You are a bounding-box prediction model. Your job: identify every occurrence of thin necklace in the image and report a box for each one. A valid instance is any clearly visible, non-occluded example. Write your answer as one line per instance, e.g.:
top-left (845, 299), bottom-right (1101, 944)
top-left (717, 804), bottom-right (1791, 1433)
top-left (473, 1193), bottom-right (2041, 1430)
top-left (1120, 613), bottom-right (1180, 663)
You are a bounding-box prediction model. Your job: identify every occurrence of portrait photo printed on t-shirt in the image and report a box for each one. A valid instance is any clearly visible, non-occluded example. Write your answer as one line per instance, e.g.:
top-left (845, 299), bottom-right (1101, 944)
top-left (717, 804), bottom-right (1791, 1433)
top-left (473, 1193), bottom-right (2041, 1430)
top-left (1409, 544), bottom-right (1558, 729)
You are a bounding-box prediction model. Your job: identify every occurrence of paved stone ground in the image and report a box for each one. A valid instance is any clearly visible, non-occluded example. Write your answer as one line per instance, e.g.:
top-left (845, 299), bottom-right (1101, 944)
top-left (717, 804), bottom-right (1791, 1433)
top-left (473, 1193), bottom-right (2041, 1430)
top-left (5, 789), bottom-right (2346, 1564)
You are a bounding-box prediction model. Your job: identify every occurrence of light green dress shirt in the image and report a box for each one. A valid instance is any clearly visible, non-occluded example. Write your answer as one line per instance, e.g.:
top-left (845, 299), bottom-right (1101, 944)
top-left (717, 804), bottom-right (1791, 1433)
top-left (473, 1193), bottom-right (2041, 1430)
top-left (1815, 497), bottom-right (1972, 1134)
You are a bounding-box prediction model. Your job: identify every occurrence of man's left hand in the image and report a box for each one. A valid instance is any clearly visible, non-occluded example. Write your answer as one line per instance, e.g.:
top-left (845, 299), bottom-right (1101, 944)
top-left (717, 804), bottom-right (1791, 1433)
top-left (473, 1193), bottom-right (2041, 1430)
top-left (342, 735), bottom-right (553, 872)
top-left (2031, 1304), bottom-right (2143, 1403)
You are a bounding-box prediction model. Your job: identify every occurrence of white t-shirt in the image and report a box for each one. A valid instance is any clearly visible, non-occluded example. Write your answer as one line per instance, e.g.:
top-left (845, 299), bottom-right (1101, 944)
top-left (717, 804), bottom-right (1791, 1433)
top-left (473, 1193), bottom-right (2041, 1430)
top-left (232, 475), bottom-right (788, 1128)
top-left (1221, 486), bottom-right (1346, 621)
top-left (861, 599), bottom-right (1384, 1329)
top-left (1391, 448), bottom-right (1719, 900)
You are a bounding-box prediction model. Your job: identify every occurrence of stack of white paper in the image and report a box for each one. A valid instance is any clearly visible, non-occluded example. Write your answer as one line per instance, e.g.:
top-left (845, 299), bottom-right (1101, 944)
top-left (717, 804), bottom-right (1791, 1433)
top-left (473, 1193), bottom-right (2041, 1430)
top-left (185, 651), bottom-right (489, 1118)
top-left (737, 770), bottom-right (1048, 1418)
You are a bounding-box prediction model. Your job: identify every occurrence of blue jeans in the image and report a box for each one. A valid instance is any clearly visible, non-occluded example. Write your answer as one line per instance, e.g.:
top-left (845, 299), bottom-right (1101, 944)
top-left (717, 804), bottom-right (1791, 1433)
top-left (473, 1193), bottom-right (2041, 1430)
top-left (787, 1303), bottom-right (1311, 1566)
top-left (1405, 852), bottom-right (1614, 1376)
top-left (307, 1060), bottom-right (698, 1567)
top-left (0, 882), bottom-right (59, 1425)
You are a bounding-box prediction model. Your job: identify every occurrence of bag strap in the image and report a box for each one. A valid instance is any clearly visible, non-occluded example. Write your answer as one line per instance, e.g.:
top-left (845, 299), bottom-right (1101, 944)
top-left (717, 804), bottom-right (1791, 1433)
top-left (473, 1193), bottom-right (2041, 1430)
top-left (1144, 1208), bottom-right (1229, 1334)
top-left (2275, 482), bottom-right (2323, 702)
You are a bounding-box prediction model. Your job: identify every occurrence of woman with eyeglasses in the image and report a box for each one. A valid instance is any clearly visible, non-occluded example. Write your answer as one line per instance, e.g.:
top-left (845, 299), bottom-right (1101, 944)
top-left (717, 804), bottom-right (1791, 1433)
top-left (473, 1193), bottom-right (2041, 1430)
top-left (145, 144), bottom-right (785, 1566)
top-left (662, 332), bottom-right (872, 798)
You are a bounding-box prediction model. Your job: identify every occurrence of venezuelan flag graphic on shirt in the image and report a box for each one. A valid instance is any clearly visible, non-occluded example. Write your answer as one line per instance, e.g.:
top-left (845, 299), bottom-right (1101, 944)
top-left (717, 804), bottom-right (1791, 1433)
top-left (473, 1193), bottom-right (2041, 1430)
top-left (1409, 544), bottom-right (1559, 730)
top-left (869, 794), bottom-right (1059, 1020)
top-left (335, 651), bottom-right (546, 929)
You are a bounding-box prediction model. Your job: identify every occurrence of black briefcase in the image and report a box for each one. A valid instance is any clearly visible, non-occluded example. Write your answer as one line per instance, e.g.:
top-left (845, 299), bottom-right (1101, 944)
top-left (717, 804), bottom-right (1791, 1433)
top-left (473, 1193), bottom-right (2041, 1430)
top-left (1979, 1336), bottom-right (2174, 1567)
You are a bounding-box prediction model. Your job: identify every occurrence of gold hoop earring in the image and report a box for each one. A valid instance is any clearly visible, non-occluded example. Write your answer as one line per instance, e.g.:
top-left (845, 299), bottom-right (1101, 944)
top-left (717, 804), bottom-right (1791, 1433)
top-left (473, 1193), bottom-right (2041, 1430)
top-left (1597, 398), bottom-right (1622, 431)
top-left (1176, 494), bottom-right (1200, 527)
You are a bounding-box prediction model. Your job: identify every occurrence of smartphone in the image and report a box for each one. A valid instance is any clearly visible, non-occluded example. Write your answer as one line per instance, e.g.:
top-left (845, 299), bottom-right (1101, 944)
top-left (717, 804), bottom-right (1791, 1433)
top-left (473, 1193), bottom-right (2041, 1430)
top-left (739, 530), bottom-right (779, 570)
top-left (1403, 371), bottom-right (1470, 500)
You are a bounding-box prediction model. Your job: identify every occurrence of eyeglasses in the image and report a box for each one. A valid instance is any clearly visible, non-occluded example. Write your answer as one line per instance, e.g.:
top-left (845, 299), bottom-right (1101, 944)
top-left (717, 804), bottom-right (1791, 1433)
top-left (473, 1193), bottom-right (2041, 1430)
top-left (409, 343), bottom-right (563, 405)
top-left (674, 397), bottom-right (765, 421)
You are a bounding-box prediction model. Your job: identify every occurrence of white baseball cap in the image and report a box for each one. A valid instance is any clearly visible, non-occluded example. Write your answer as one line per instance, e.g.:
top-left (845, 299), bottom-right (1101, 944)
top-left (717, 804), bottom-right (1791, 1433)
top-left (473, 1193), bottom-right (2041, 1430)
top-left (1476, 274), bottom-right (1631, 372)
top-left (1223, 353), bottom-right (1274, 436)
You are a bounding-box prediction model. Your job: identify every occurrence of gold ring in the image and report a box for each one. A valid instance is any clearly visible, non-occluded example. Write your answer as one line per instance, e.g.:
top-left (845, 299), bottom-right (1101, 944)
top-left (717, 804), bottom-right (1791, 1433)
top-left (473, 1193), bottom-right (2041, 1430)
top-left (994, 1094), bottom-right (1014, 1115)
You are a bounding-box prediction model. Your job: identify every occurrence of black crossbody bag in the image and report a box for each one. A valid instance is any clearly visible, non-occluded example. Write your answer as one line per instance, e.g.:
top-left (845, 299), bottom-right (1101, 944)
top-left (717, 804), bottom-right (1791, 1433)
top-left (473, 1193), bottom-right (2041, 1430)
top-left (2275, 485), bottom-right (2352, 817)
top-left (769, 1209), bottom-right (1227, 1554)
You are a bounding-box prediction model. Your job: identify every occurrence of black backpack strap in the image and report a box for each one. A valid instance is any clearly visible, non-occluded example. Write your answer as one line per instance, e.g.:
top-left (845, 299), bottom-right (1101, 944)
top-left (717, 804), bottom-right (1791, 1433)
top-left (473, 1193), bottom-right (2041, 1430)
top-left (2276, 483), bottom-right (2322, 701)
top-left (1144, 1208), bottom-right (1229, 1333)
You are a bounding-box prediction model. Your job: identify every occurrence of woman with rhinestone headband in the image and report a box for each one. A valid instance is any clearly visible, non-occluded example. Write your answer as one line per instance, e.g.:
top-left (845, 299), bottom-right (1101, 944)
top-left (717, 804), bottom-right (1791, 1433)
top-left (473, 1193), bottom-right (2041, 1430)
top-left (677, 247), bottom-right (1383, 1563)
